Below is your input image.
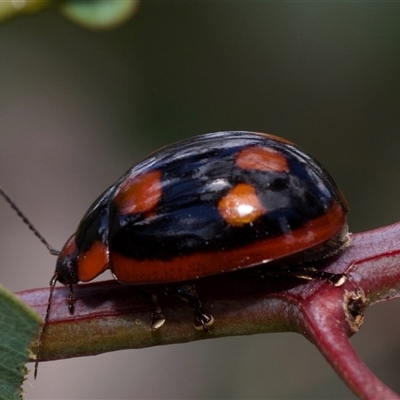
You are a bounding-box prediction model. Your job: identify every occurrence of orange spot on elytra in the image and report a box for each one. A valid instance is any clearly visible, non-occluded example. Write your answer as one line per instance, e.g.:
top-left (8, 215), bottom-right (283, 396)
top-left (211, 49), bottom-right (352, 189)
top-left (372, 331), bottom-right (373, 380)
top-left (114, 170), bottom-right (162, 215)
top-left (77, 241), bottom-right (109, 282)
top-left (218, 183), bottom-right (266, 227)
top-left (236, 146), bottom-right (289, 172)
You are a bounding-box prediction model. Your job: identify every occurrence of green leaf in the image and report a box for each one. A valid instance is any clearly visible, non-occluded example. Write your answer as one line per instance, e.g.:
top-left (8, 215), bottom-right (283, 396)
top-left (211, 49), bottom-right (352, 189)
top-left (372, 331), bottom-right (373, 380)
top-left (60, 0), bottom-right (139, 30)
top-left (0, 285), bottom-right (41, 400)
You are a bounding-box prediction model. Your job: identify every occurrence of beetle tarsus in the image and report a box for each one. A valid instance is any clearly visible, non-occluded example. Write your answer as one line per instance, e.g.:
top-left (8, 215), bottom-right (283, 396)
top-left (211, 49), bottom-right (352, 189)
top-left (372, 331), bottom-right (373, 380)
top-left (135, 287), bottom-right (166, 330)
top-left (310, 270), bottom-right (347, 287)
top-left (150, 311), bottom-right (166, 330)
top-left (194, 310), bottom-right (214, 332)
top-left (280, 267), bottom-right (347, 287)
top-left (167, 284), bottom-right (214, 332)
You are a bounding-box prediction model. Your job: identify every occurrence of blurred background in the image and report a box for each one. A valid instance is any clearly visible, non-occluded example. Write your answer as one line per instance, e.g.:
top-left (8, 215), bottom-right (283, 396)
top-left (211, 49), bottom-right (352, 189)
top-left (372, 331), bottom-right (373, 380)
top-left (1, 3), bottom-right (400, 399)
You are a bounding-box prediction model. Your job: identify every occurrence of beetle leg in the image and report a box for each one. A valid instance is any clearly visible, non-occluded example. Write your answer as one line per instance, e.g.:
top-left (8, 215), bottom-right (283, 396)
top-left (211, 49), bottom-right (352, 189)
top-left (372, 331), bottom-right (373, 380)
top-left (260, 266), bottom-right (347, 287)
top-left (282, 267), bottom-right (347, 287)
top-left (135, 287), bottom-right (166, 330)
top-left (166, 284), bottom-right (214, 332)
top-left (67, 284), bottom-right (75, 314)
top-left (302, 268), bottom-right (347, 287)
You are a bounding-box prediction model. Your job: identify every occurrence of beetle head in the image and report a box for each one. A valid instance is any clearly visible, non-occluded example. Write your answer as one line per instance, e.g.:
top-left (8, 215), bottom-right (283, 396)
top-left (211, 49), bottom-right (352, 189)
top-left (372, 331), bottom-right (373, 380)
top-left (55, 234), bottom-right (79, 285)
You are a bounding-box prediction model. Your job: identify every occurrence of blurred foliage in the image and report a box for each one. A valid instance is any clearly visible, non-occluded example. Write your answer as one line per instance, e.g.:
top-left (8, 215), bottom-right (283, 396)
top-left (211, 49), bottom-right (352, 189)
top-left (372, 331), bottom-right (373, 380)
top-left (0, 0), bottom-right (139, 29)
top-left (0, 0), bottom-right (50, 22)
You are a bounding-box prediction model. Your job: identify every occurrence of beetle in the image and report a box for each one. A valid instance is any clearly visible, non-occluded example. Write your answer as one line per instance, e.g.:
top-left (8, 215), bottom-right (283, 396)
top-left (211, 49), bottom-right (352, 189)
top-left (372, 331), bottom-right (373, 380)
top-left (54, 131), bottom-right (349, 325)
top-left (0, 131), bottom-right (350, 376)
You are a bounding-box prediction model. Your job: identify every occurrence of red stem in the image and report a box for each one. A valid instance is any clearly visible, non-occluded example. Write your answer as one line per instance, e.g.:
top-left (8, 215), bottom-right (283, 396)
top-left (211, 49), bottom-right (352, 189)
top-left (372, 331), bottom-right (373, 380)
top-left (16, 221), bottom-right (400, 399)
top-left (302, 286), bottom-right (399, 399)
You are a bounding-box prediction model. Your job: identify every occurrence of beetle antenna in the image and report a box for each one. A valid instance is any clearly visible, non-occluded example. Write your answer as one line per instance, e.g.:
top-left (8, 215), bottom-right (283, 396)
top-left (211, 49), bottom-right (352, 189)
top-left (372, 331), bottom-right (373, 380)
top-left (0, 186), bottom-right (60, 256)
top-left (34, 272), bottom-right (59, 379)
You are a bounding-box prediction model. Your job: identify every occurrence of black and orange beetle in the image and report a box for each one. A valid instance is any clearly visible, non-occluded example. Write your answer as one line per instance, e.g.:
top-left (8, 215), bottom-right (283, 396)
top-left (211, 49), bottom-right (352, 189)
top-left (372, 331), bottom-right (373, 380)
top-left (1, 131), bottom-right (350, 375)
top-left (54, 131), bottom-right (349, 325)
